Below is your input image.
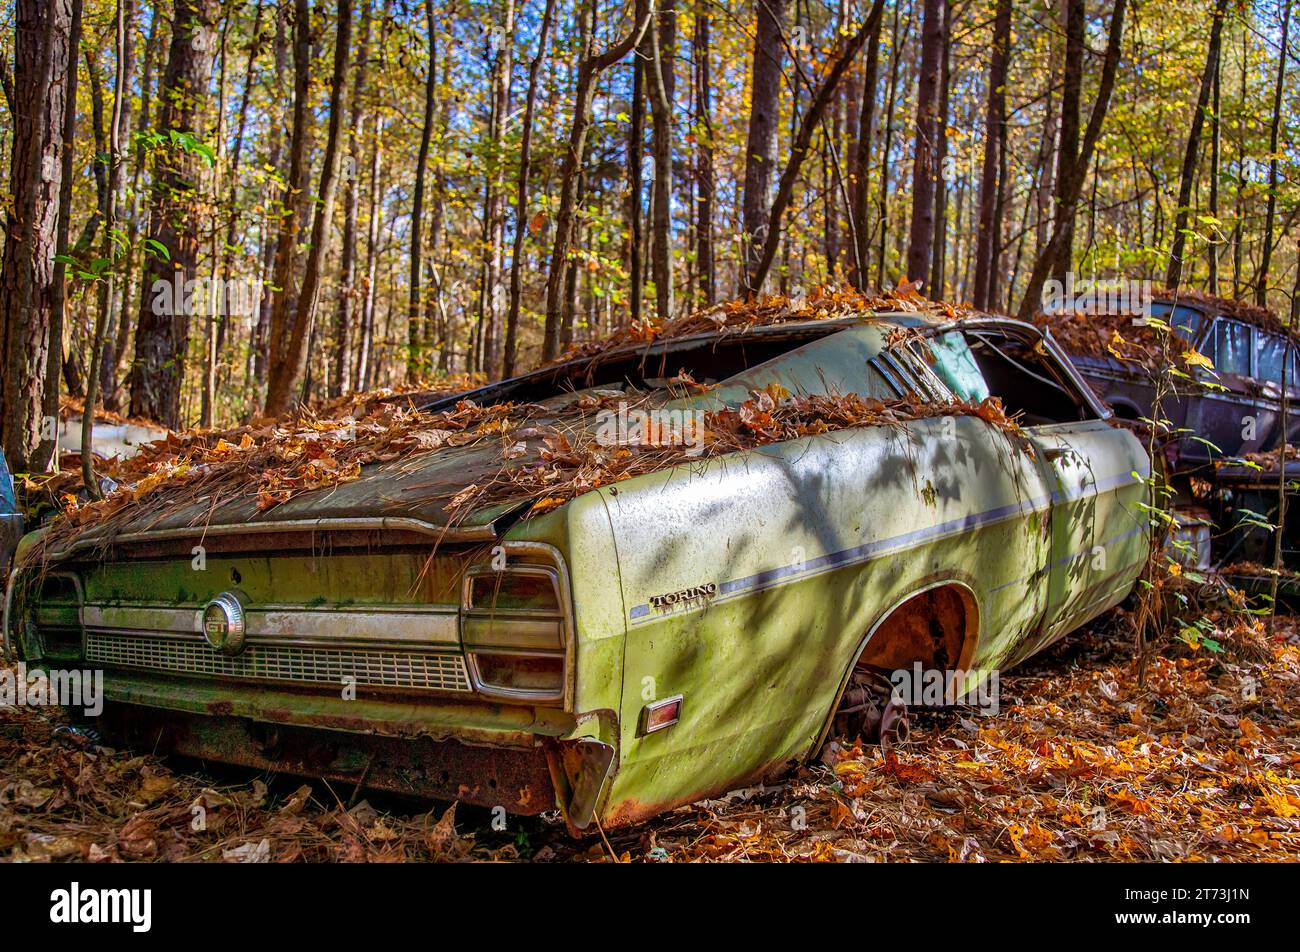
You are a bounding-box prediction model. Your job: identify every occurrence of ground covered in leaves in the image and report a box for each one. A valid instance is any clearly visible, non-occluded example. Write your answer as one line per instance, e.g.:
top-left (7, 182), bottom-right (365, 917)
top-left (2, 608), bottom-right (1298, 863)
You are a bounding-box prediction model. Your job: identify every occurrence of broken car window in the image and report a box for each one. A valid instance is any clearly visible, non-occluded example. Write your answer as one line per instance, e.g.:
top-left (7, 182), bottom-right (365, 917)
top-left (958, 329), bottom-right (1093, 426)
top-left (1211, 319), bottom-right (1253, 377)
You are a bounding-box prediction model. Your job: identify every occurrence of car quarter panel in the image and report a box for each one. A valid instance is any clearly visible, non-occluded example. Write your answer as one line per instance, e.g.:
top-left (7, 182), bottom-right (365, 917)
top-left (589, 414), bottom-right (1059, 825)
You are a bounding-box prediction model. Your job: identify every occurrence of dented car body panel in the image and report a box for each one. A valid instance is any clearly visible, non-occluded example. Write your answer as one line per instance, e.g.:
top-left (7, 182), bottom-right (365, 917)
top-left (4, 312), bottom-right (1149, 831)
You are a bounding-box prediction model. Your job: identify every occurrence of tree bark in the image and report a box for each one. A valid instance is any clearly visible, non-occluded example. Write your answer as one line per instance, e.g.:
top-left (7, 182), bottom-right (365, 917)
top-left (1, 0), bottom-right (70, 470)
top-left (127, 0), bottom-right (219, 429)
top-left (541, 0), bottom-right (652, 362)
top-left (264, 0), bottom-right (353, 415)
top-left (739, 0), bottom-right (787, 294)
top-left (973, 0), bottom-right (1010, 310)
top-left (1017, 0), bottom-right (1128, 320)
top-left (1165, 0), bottom-right (1229, 289)
top-left (1256, 0), bottom-right (1291, 307)
top-left (503, 0), bottom-right (556, 377)
top-left (905, 0), bottom-right (945, 284)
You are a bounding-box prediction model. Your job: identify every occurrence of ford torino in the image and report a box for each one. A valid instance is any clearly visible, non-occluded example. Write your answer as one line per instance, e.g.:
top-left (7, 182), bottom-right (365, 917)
top-left (2, 309), bottom-right (1149, 832)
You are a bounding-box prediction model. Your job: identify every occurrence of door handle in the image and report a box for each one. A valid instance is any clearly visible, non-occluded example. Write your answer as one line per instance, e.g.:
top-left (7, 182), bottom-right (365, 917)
top-left (1043, 445), bottom-right (1076, 462)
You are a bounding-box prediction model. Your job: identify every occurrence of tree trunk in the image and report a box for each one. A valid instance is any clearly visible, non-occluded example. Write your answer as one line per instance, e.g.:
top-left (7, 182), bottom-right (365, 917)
top-left (475, 0), bottom-right (515, 375)
top-left (407, 0), bottom-right (436, 380)
top-left (626, 47), bottom-right (647, 326)
top-left (82, 0), bottom-right (127, 495)
top-left (264, 0), bottom-right (353, 415)
top-left (648, 0), bottom-right (675, 318)
top-left (739, 0), bottom-right (787, 294)
top-left (1, 0), bottom-right (69, 471)
top-left (905, 0), bottom-right (945, 285)
top-left (503, 0), bottom-right (556, 378)
top-left (1256, 0), bottom-right (1291, 307)
top-left (849, 2), bottom-right (885, 289)
top-left (693, 7), bottom-right (715, 305)
top-left (355, 110), bottom-right (384, 391)
top-left (973, 0), bottom-right (1010, 310)
top-left (252, 0), bottom-right (289, 391)
top-left (127, 0), bottom-right (219, 429)
top-left (111, 3), bottom-right (160, 413)
top-left (1165, 0), bottom-right (1229, 289)
top-left (1051, 0), bottom-right (1084, 283)
top-left (928, 2), bottom-right (952, 298)
top-left (1208, 28), bottom-right (1222, 295)
top-left (541, 0), bottom-right (652, 362)
top-left (331, 0), bottom-right (372, 396)
top-left (875, 0), bottom-right (909, 290)
top-left (1017, 0), bottom-right (1128, 320)
top-left (748, 1), bottom-right (884, 293)
top-left (93, 0), bottom-right (136, 418)
top-left (36, 0), bottom-right (82, 472)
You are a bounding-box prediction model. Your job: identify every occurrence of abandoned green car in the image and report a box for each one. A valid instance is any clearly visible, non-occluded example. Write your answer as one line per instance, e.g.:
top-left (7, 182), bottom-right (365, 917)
top-left (3, 309), bottom-right (1149, 832)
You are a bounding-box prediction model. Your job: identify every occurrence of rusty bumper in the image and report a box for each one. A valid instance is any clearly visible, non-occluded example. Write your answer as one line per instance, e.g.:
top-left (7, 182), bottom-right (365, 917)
top-left (99, 702), bottom-right (560, 815)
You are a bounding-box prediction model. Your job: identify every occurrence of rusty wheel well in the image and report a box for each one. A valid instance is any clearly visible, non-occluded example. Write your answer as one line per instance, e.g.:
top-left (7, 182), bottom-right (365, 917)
top-left (855, 584), bottom-right (978, 674)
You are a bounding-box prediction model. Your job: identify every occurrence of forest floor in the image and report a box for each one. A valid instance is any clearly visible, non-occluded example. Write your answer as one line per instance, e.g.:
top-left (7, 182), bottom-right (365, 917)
top-left (2, 606), bottom-right (1299, 863)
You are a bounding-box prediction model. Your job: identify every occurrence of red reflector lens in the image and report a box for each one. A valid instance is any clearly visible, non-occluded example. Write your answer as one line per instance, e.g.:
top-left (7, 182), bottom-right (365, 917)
top-left (641, 696), bottom-right (682, 734)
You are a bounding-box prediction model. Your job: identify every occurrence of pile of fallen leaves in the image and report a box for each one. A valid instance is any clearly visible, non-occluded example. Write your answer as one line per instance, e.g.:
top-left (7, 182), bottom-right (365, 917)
top-left (58, 396), bottom-right (169, 432)
top-left (30, 372), bottom-right (1024, 568)
top-left (1228, 442), bottom-right (1300, 473)
top-left (552, 283), bottom-right (969, 365)
top-left (1035, 310), bottom-right (1211, 372)
top-left (4, 609), bottom-right (1297, 863)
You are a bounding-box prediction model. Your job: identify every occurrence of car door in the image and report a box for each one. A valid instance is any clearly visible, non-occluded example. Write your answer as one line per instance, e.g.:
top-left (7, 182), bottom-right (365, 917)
top-left (946, 322), bottom-right (1149, 655)
top-left (1185, 317), bottom-right (1262, 461)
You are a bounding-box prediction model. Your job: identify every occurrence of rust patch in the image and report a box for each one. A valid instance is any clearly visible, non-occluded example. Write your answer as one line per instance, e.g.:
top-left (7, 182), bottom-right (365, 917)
top-left (99, 703), bottom-right (557, 815)
top-left (857, 585), bottom-right (967, 672)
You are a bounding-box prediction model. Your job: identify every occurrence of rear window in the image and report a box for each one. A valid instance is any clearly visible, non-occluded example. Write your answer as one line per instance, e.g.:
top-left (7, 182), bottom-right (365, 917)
top-left (1257, 332), bottom-right (1287, 384)
top-left (1211, 319), bottom-right (1253, 377)
top-left (1147, 302), bottom-right (1205, 340)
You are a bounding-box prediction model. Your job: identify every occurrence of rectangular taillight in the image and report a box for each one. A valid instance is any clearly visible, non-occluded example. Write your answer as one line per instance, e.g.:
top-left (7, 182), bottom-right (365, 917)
top-left (461, 562), bottom-right (567, 704)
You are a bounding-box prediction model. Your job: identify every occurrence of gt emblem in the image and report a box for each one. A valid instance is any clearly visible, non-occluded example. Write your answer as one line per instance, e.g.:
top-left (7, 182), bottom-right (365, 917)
top-left (201, 592), bottom-right (246, 656)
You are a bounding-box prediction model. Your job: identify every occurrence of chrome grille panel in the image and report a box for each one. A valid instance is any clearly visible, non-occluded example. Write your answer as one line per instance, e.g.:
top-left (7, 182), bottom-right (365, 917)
top-left (86, 631), bottom-right (472, 693)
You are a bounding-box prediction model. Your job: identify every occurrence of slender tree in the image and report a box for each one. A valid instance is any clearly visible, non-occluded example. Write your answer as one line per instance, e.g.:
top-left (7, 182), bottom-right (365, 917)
top-left (693, 6), bottom-right (716, 305)
top-left (972, 0), bottom-right (1010, 310)
top-left (1256, 0), bottom-right (1291, 306)
top-left (1017, 0), bottom-right (1128, 320)
top-left (408, 0), bottom-right (437, 379)
top-left (264, 0), bottom-right (354, 415)
top-left (748, 0), bottom-right (885, 292)
top-left (127, 0), bottom-right (220, 428)
top-left (905, 0), bottom-right (945, 284)
top-left (1166, 0), bottom-right (1230, 289)
top-left (503, 0), bottom-right (557, 377)
top-left (739, 0), bottom-right (788, 294)
top-left (1, 0), bottom-right (72, 469)
top-left (541, 0), bottom-right (652, 361)
top-left (332, 0), bottom-right (373, 396)
top-left (648, 0), bottom-right (676, 319)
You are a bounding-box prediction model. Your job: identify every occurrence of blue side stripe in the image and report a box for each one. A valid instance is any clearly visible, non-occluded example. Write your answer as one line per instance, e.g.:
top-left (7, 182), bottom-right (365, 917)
top-left (627, 469), bottom-right (1142, 623)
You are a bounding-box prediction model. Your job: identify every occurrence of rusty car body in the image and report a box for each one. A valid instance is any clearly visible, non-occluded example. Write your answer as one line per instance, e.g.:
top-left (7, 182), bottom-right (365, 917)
top-left (1055, 295), bottom-right (1300, 471)
top-left (3, 310), bottom-right (1149, 832)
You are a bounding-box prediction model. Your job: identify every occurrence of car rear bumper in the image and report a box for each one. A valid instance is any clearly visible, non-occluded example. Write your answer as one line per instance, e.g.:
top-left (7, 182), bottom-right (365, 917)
top-left (95, 672), bottom-right (617, 830)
